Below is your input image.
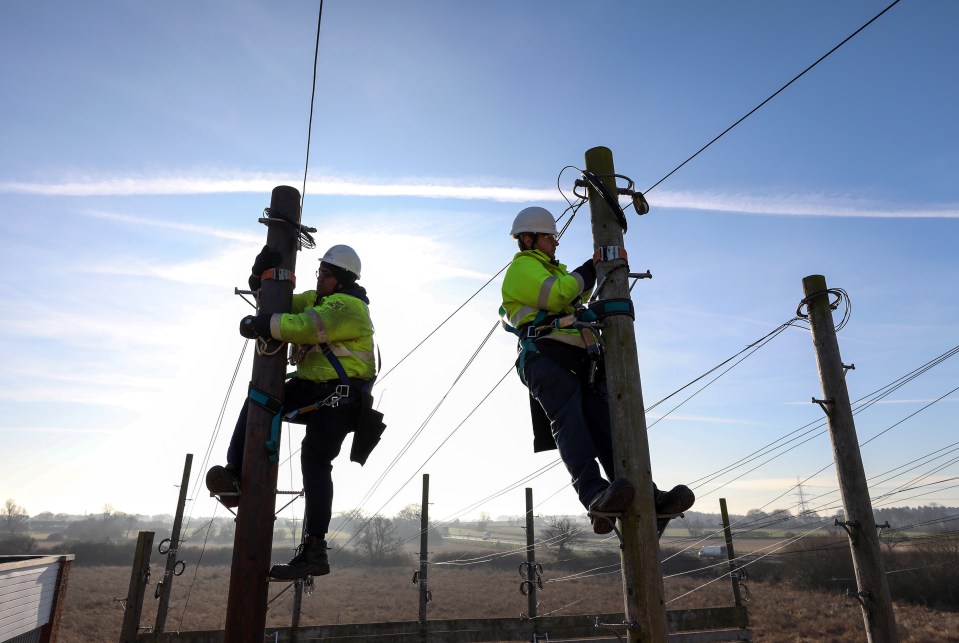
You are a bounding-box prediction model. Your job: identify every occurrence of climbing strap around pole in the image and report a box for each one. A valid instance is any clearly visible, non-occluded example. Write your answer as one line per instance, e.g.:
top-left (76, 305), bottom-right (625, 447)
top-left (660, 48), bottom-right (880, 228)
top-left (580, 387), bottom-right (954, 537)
top-left (588, 297), bottom-right (635, 321)
top-left (259, 267), bottom-right (296, 288)
top-left (248, 383), bottom-right (284, 463)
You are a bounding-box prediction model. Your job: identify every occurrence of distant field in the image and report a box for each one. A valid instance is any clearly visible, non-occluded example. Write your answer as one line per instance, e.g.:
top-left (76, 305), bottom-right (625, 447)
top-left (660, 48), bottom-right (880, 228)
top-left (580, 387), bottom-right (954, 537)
top-left (57, 557), bottom-right (959, 642)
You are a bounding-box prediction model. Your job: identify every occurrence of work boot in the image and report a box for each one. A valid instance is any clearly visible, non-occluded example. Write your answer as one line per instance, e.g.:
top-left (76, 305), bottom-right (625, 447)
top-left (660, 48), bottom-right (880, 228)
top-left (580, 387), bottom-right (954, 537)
top-left (588, 478), bottom-right (635, 535)
top-left (270, 535), bottom-right (330, 580)
top-left (206, 465), bottom-right (240, 508)
top-left (655, 484), bottom-right (695, 533)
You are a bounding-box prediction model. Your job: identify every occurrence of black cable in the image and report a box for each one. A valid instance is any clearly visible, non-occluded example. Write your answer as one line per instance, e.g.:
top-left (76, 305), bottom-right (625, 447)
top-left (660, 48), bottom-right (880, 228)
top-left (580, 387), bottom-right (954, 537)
top-left (300, 0), bottom-right (325, 214)
top-left (377, 267), bottom-right (507, 384)
top-left (644, 0), bottom-right (904, 194)
top-left (645, 317), bottom-right (800, 426)
top-left (183, 341), bottom-right (249, 537)
top-left (328, 324), bottom-right (503, 547)
top-left (688, 345), bottom-right (959, 496)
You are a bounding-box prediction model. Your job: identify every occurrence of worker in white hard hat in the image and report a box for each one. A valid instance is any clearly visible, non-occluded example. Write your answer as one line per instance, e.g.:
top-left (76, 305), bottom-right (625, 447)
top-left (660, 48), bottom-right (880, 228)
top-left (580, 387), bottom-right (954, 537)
top-left (207, 243), bottom-right (377, 580)
top-left (500, 207), bottom-right (694, 536)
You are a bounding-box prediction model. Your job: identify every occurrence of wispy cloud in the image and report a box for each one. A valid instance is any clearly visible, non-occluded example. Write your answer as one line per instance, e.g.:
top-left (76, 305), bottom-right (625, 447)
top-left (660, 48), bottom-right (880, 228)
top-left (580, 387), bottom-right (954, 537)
top-left (657, 190), bottom-right (959, 219)
top-left (84, 209), bottom-right (262, 242)
top-left (4, 170), bottom-right (958, 218)
top-left (0, 171), bottom-right (555, 203)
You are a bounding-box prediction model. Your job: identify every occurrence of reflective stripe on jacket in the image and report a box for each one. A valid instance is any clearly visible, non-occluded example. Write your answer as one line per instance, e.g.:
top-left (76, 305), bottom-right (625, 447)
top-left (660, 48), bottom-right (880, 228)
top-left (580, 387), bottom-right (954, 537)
top-left (267, 291), bottom-right (375, 382)
top-left (500, 249), bottom-right (590, 346)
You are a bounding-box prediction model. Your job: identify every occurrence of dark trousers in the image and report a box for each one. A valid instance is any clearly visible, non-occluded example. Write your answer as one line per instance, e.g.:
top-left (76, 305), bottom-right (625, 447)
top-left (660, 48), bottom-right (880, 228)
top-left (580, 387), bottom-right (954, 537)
top-left (227, 380), bottom-right (358, 537)
top-left (522, 351), bottom-right (615, 509)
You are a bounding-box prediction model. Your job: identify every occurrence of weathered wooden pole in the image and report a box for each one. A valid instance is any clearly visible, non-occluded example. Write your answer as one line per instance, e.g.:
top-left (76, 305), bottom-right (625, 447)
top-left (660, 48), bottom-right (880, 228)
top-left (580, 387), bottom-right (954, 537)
top-left (418, 473), bottom-right (430, 640)
top-left (224, 186), bottom-right (301, 642)
top-left (524, 487), bottom-right (538, 621)
top-left (119, 531), bottom-right (153, 643)
top-left (719, 499), bottom-right (743, 607)
top-left (802, 274), bottom-right (899, 643)
top-left (291, 580), bottom-right (303, 643)
top-left (584, 146), bottom-right (666, 642)
top-left (154, 453), bottom-right (192, 632)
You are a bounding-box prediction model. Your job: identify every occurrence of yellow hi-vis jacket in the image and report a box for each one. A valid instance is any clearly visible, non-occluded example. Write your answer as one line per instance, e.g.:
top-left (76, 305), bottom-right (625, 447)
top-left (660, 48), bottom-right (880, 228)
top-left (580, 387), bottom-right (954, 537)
top-left (266, 290), bottom-right (375, 383)
top-left (500, 249), bottom-right (591, 348)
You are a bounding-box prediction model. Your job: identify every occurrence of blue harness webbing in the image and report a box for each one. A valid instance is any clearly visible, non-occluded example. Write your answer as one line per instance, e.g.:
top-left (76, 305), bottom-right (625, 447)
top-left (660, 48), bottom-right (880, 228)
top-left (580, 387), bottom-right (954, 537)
top-left (247, 384), bottom-right (284, 463)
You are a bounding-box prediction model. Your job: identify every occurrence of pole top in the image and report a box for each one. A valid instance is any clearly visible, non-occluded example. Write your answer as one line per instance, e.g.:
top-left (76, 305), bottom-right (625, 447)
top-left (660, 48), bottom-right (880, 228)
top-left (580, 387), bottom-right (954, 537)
top-left (802, 274), bottom-right (827, 294)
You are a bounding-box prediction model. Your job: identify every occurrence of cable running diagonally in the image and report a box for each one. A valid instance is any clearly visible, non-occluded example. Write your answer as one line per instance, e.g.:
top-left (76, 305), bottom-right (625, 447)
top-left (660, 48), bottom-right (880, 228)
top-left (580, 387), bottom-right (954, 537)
top-left (377, 267), bottom-right (507, 384)
top-left (644, 0), bottom-right (903, 194)
top-left (299, 0), bottom-right (325, 213)
top-left (183, 341), bottom-right (248, 535)
top-left (646, 317), bottom-right (800, 428)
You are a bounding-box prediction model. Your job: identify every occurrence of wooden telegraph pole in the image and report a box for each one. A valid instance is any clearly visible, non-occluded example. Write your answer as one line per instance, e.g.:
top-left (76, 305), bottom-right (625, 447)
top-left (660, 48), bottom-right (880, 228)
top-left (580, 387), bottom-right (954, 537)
top-left (224, 186), bottom-right (302, 642)
top-left (524, 487), bottom-right (538, 621)
top-left (802, 275), bottom-right (899, 642)
top-left (119, 531), bottom-right (154, 643)
top-left (154, 453), bottom-right (192, 632)
top-left (583, 146), bottom-right (667, 642)
top-left (418, 473), bottom-right (430, 641)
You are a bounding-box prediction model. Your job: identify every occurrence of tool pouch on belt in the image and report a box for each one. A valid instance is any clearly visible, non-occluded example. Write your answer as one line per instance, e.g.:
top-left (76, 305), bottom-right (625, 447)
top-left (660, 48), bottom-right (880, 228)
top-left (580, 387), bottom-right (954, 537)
top-left (350, 378), bottom-right (386, 466)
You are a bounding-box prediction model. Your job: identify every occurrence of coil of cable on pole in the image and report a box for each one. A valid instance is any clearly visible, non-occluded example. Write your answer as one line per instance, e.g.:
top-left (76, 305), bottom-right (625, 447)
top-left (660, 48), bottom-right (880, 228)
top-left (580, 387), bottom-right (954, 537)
top-left (260, 207), bottom-right (317, 250)
top-left (796, 287), bottom-right (851, 331)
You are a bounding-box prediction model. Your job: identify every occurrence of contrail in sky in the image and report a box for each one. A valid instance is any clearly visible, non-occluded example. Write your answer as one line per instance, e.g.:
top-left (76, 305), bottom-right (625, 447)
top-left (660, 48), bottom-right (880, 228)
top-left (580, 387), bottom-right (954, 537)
top-left (2, 171), bottom-right (957, 218)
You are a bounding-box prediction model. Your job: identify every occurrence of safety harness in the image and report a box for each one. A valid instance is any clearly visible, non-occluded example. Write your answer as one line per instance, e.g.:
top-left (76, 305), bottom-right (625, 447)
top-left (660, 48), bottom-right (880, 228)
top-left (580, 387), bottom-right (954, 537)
top-left (500, 297), bottom-right (635, 385)
top-left (245, 343), bottom-right (385, 465)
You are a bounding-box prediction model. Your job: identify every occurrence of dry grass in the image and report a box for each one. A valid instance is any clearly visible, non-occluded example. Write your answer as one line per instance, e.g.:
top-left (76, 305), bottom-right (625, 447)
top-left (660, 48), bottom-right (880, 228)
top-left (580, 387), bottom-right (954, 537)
top-left (59, 563), bottom-right (959, 642)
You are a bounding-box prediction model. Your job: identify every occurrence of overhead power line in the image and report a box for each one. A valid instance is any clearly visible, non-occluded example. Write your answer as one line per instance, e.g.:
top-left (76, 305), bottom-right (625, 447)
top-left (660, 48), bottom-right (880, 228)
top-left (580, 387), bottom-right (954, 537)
top-left (644, 0), bottom-right (904, 194)
top-left (300, 0), bottom-right (325, 213)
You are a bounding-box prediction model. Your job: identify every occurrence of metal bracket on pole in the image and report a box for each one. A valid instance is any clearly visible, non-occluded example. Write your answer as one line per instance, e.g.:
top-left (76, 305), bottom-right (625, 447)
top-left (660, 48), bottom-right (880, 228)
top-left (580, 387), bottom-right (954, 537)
top-left (811, 397), bottom-right (835, 416)
top-left (877, 521), bottom-right (891, 537)
top-left (843, 363), bottom-right (855, 377)
top-left (234, 287), bottom-right (258, 310)
top-left (835, 518), bottom-right (861, 545)
top-left (846, 588), bottom-right (872, 608)
top-left (273, 489), bottom-right (305, 516)
top-left (594, 616), bottom-right (639, 640)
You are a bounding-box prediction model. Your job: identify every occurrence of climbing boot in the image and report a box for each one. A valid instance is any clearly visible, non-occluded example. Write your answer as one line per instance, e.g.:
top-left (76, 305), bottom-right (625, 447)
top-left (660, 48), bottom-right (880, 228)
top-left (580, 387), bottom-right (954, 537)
top-left (270, 536), bottom-right (330, 580)
top-left (655, 484), bottom-right (695, 534)
top-left (588, 478), bottom-right (635, 535)
top-left (206, 465), bottom-right (240, 508)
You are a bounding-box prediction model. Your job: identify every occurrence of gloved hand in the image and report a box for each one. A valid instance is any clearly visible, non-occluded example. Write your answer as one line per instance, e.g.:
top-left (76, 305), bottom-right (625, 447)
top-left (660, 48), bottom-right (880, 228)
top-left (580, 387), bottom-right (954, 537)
top-left (572, 258), bottom-right (597, 291)
top-left (248, 245), bottom-right (283, 290)
top-left (239, 313), bottom-right (273, 339)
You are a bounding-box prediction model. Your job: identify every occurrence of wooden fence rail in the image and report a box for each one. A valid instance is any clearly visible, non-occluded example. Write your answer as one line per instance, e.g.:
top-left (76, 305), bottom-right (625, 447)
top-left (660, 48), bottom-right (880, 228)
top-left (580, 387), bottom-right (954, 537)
top-left (137, 606), bottom-right (749, 642)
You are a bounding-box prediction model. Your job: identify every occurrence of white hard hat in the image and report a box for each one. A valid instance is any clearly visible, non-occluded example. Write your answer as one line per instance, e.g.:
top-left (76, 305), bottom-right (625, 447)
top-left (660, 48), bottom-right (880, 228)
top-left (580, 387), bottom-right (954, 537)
top-left (510, 206), bottom-right (558, 237)
top-left (320, 244), bottom-right (361, 279)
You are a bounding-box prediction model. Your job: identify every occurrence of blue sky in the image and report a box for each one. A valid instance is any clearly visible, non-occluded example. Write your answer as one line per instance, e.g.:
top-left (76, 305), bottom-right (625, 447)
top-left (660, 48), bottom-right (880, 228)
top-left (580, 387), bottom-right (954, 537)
top-left (1, 1), bottom-right (956, 530)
